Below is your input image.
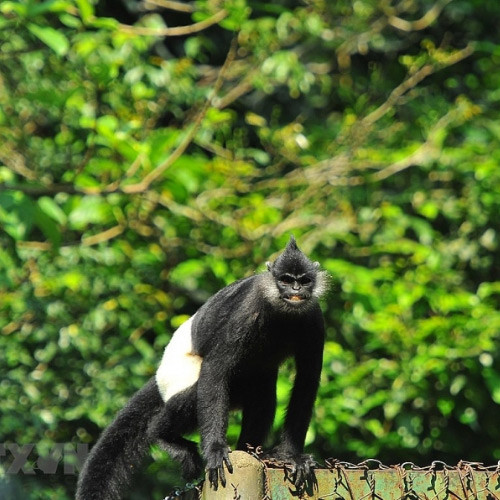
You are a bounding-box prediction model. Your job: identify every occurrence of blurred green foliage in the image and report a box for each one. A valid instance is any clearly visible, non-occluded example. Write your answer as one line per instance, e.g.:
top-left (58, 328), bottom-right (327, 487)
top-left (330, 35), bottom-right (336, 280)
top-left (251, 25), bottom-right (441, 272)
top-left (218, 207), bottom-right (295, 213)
top-left (1, 0), bottom-right (500, 498)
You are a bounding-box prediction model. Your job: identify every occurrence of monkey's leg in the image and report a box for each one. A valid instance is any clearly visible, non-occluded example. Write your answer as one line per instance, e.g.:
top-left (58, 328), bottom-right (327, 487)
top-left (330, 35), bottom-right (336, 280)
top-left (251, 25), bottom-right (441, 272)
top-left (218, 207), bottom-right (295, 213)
top-left (236, 373), bottom-right (277, 451)
top-left (149, 387), bottom-right (203, 481)
top-left (158, 436), bottom-right (203, 482)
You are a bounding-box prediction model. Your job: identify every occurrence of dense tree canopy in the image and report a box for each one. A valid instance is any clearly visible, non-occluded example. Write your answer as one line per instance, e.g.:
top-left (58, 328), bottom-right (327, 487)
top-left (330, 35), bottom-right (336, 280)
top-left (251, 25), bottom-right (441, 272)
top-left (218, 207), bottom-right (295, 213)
top-left (1, 0), bottom-right (499, 498)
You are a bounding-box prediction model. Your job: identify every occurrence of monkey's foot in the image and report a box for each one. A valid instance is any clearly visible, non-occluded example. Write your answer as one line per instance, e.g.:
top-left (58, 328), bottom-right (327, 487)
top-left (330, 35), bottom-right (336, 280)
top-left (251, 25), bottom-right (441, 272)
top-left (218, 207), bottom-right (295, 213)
top-left (181, 452), bottom-right (203, 483)
top-left (205, 444), bottom-right (233, 490)
top-left (262, 449), bottom-right (317, 489)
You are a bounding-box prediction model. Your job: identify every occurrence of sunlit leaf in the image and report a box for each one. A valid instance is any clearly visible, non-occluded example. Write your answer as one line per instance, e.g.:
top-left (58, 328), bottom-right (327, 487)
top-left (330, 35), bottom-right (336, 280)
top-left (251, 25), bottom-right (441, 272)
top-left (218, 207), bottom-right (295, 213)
top-left (28, 23), bottom-right (69, 55)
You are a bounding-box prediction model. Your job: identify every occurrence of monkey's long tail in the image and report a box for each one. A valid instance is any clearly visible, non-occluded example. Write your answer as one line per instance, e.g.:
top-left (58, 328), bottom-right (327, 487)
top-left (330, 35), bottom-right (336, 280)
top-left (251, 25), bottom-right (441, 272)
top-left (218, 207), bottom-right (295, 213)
top-left (76, 377), bottom-right (164, 500)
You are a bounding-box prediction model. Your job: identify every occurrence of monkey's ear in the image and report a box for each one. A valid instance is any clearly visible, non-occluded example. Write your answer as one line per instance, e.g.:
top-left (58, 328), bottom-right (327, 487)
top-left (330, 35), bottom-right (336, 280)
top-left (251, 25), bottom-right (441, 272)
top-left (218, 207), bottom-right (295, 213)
top-left (266, 261), bottom-right (273, 272)
top-left (314, 261), bottom-right (321, 269)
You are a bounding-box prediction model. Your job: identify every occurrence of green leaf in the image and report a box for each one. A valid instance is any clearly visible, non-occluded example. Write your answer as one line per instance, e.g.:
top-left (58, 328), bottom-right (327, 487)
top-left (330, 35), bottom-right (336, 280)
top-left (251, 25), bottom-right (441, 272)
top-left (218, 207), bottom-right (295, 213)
top-left (0, 2), bottom-right (28, 16)
top-left (170, 260), bottom-right (206, 290)
top-left (34, 205), bottom-right (62, 248)
top-left (68, 196), bottom-right (113, 229)
top-left (96, 115), bottom-right (119, 137)
top-left (38, 197), bottom-right (67, 226)
top-left (88, 16), bottom-right (119, 30)
top-left (59, 13), bottom-right (82, 28)
top-left (27, 1), bottom-right (74, 16)
top-left (75, 0), bottom-right (94, 23)
top-left (28, 23), bottom-right (69, 56)
top-left (0, 191), bottom-right (36, 240)
top-left (483, 368), bottom-right (500, 405)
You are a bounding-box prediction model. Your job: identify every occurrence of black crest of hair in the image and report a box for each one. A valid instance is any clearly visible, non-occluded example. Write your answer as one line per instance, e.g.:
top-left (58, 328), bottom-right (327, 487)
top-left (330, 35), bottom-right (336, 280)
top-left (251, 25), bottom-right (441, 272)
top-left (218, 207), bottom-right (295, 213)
top-left (76, 236), bottom-right (328, 499)
top-left (269, 235), bottom-right (318, 276)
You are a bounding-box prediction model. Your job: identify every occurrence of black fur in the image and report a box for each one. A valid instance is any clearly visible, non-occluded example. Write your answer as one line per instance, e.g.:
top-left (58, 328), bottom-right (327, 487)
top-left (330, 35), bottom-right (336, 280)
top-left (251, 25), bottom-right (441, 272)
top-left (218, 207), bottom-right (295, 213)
top-left (76, 379), bottom-right (164, 500)
top-left (76, 236), bottom-right (327, 498)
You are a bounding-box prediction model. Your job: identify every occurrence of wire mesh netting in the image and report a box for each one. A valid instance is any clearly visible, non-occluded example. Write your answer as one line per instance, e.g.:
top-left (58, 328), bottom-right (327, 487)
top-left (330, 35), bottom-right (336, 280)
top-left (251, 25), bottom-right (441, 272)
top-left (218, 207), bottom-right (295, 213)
top-left (264, 458), bottom-right (500, 500)
top-left (165, 454), bottom-right (500, 499)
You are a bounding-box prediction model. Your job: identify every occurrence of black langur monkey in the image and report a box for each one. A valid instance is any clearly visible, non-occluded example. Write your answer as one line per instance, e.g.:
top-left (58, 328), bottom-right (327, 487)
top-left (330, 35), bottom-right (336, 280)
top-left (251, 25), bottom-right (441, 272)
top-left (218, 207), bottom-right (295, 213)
top-left (76, 236), bottom-right (327, 499)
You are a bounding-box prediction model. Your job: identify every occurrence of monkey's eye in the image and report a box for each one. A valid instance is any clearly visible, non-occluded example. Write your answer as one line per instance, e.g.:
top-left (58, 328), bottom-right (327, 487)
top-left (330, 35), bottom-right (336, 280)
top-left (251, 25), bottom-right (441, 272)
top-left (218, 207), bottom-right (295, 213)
top-left (298, 277), bottom-right (312, 285)
top-left (279, 275), bottom-right (295, 284)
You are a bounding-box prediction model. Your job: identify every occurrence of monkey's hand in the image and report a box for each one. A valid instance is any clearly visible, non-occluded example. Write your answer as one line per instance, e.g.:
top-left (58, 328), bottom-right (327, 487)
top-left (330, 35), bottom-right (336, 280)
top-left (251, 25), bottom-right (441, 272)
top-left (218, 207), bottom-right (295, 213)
top-left (205, 444), bottom-right (233, 490)
top-left (264, 448), bottom-right (317, 488)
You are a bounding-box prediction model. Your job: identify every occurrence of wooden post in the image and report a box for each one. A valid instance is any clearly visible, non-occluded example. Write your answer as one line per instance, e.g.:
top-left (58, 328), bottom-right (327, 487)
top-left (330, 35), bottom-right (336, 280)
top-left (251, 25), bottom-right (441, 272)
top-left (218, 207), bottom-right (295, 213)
top-left (200, 450), bottom-right (266, 499)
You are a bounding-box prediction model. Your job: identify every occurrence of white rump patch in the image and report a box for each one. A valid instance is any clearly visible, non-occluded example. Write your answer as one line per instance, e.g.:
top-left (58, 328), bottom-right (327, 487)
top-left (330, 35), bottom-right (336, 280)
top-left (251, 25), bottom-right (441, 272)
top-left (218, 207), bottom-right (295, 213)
top-left (156, 315), bottom-right (202, 403)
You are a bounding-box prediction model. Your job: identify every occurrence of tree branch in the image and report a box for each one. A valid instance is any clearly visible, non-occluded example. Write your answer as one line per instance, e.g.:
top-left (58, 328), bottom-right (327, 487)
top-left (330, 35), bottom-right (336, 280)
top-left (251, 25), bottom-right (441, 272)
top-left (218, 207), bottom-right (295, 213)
top-left (121, 38), bottom-right (238, 194)
top-left (362, 44), bottom-right (474, 126)
top-left (371, 99), bottom-right (478, 182)
top-left (119, 10), bottom-right (227, 37)
top-left (81, 225), bottom-right (125, 246)
top-left (142, 0), bottom-right (195, 13)
top-left (388, 0), bottom-right (453, 32)
top-left (0, 182), bottom-right (80, 197)
top-left (214, 77), bottom-right (254, 110)
top-left (0, 145), bottom-right (37, 181)
top-left (1, 41), bottom-right (238, 199)
top-left (362, 64), bottom-right (434, 126)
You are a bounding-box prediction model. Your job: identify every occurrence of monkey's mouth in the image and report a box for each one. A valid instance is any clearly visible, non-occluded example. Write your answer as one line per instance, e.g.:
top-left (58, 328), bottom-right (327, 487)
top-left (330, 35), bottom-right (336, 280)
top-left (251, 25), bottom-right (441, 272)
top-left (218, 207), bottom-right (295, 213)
top-left (284, 295), bottom-right (306, 304)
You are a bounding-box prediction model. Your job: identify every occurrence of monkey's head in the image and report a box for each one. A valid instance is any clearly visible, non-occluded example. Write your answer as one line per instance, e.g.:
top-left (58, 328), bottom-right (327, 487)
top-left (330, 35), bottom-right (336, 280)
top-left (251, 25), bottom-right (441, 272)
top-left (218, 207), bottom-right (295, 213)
top-left (265, 236), bottom-right (328, 311)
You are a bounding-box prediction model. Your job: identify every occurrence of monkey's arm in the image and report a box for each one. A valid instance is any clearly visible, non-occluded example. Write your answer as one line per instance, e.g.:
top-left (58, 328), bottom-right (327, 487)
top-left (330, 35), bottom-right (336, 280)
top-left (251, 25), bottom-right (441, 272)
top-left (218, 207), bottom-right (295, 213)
top-left (197, 358), bottom-right (233, 490)
top-left (236, 370), bottom-right (278, 451)
top-left (272, 313), bottom-right (325, 484)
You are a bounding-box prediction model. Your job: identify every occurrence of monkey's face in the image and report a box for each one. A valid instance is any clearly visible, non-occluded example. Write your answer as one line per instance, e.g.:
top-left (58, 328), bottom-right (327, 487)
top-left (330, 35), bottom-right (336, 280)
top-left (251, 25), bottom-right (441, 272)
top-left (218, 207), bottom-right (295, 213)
top-left (276, 273), bottom-right (315, 306)
top-left (263, 237), bottom-right (329, 310)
